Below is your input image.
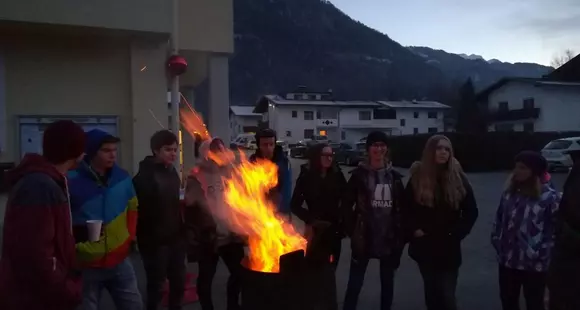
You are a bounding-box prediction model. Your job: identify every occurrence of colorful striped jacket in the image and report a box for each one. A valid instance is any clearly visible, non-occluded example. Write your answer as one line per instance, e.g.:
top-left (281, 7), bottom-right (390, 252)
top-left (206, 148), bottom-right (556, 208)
top-left (67, 162), bottom-right (138, 268)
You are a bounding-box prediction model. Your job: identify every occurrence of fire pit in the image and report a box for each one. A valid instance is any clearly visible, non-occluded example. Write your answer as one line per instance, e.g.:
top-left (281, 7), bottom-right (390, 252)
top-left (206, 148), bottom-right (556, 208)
top-left (241, 223), bottom-right (338, 310)
top-left (241, 250), bottom-right (337, 310)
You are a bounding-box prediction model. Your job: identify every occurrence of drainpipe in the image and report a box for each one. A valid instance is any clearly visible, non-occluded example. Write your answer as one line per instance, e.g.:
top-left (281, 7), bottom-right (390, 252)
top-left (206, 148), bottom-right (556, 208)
top-left (170, 0), bottom-right (180, 170)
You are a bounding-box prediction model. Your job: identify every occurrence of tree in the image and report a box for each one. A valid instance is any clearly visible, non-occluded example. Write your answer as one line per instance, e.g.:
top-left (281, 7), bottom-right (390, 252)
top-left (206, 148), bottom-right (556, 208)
top-left (551, 49), bottom-right (577, 68)
top-left (455, 78), bottom-right (486, 133)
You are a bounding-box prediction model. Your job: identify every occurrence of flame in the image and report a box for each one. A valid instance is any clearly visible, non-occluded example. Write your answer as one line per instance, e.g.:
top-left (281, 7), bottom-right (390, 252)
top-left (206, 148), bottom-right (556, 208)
top-left (180, 107), bottom-right (306, 273)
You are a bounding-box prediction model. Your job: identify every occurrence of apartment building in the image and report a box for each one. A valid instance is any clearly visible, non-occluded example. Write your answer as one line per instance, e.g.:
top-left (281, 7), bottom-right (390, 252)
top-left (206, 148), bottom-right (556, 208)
top-left (0, 0), bottom-right (233, 173)
top-left (254, 91), bottom-right (450, 143)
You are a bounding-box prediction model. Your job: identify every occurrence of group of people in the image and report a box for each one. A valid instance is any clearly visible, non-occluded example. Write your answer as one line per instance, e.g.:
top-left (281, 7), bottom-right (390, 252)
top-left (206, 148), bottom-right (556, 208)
top-left (0, 119), bottom-right (578, 310)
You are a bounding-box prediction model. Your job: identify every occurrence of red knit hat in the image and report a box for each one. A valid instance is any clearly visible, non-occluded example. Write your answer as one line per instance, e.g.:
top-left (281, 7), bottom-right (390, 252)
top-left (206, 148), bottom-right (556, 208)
top-left (43, 120), bottom-right (86, 164)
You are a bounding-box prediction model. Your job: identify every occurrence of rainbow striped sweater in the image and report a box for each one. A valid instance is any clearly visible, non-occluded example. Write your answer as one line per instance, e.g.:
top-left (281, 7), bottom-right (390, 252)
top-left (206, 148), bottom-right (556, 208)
top-left (68, 163), bottom-right (138, 268)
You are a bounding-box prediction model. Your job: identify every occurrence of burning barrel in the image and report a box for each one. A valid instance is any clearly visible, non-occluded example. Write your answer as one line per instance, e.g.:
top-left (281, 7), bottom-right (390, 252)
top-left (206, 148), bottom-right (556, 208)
top-left (241, 223), bottom-right (338, 310)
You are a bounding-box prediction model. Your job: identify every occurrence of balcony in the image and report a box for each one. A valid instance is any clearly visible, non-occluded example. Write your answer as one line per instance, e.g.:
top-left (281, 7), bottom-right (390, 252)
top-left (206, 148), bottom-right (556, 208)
top-left (488, 108), bottom-right (540, 122)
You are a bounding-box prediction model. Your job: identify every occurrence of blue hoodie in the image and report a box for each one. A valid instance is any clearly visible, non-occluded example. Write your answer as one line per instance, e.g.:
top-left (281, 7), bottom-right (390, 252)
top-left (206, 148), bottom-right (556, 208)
top-left (250, 145), bottom-right (292, 214)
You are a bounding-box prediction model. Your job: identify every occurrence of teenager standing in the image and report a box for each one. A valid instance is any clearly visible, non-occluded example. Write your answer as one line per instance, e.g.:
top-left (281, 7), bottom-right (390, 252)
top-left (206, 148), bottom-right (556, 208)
top-left (492, 151), bottom-right (560, 310)
top-left (341, 131), bottom-right (406, 310)
top-left (406, 135), bottom-right (478, 310)
top-left (291, 143), bottom-right (347, 268)
top-left (133, 130), bottom-right (186, 310)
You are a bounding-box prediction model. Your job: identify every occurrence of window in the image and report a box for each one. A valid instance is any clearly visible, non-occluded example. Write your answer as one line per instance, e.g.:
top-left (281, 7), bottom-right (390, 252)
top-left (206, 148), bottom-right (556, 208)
top-left (427, 112), bottom-right (437, 119)
top-left (523, 98), bottom-right (535, 109)
top-left (304, 129), bottom-right (314, 139)
top-left (304, 111), bottom-right (314, 120)
top-left (358, 111), bottom-right (371, 120)
top-left (544, 140), bottom-right (573, 150)
top-left (413, 128), bottom-right (419, 134)
top-left (400, 119), bottom-right (406, 127)
top-left (523, 123), bottom-right (534, 132)
top-left (319, 130), bottom-right (327, 136)
top-left (316, 110), bottom-right (322, 119)
top-left (285, 131), bottom-right (292, 137)
top-left (291, 111), bottom-right (297, 118)
top-left (414, 112), bottom-right (419, 118)
top-left (498, 101), bottom-right (508, 112)
top-left (373, 109), bottom-right (396, 119)
top-left (428, 127), bottom-right (438, 133)
top-left (341, 131), bottom-right (346, 140)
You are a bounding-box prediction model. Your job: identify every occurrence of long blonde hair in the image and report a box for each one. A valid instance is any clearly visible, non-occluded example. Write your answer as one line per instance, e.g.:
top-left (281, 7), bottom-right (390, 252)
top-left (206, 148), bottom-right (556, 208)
top-left (504, 173), bottom-right (542, 199)
top-left (410, 135), bottom-right (467, 209)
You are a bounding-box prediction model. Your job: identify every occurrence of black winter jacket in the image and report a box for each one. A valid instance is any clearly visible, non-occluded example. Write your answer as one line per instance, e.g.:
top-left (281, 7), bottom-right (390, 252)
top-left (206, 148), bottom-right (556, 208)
top-left (405, 163), bottom-right (478, 270)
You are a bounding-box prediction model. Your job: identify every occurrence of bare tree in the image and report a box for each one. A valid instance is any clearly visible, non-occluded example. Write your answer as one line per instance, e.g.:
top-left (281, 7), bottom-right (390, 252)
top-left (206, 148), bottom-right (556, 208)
top-left (551, 49), bottom-right (577, 68)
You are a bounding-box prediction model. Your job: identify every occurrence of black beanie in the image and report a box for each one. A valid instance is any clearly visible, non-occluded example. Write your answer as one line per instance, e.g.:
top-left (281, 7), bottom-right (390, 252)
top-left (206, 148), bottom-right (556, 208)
top-left (365, 131), bottom-right (389, 150)
top-left (515, 151), bottom-right (547, 177)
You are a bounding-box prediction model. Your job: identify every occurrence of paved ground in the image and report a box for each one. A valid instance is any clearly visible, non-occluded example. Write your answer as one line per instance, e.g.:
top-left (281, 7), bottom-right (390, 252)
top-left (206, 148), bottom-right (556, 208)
top-left (0, 158), bottom-right (569, 310)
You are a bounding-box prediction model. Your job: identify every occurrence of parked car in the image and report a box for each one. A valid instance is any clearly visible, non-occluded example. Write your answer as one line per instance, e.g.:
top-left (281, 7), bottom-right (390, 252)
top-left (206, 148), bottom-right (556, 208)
top-left (277, 140), bottom-right (291, 157)
top-left (233, 133), bottom-right (257, 150)
top-left (333, 142), bottom-right (366, 166)
top-left (541, 137), bottom-right (580, 172)
top-left (290, 141), bottom-right (309, 158)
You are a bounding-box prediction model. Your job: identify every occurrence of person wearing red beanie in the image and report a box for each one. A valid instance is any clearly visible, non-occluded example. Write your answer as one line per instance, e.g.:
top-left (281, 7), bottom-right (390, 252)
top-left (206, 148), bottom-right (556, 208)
top-left (0, 120), bottom-right (86, 310)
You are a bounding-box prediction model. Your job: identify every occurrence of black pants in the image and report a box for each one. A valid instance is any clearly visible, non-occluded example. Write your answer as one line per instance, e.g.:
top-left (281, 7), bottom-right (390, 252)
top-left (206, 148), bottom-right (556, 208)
top-left (140, 240), bottom-right (187, 310)
top-left (418, 265), bottom-right (458, 310)
top-left (499, 266), bottom-right (546, 310)
top-left (197, 243), bottom-right (245, 310)
top-left (343, 256), bottom-right (395, 310)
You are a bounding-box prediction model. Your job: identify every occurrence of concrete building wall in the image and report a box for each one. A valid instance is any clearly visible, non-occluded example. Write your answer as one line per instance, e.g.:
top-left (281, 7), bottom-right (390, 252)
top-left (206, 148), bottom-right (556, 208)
top-left (230, 115), bottom-right (260, 141)
top-left (1, 34), bottom-right (170, 174)
top-left (0, 0), bottom-right (173, 34)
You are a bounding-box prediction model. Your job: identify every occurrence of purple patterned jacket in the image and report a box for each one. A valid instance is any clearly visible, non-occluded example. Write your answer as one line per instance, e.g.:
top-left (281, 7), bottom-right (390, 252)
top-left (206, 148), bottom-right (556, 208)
top-left (491, 183), bottom-right (560, 272)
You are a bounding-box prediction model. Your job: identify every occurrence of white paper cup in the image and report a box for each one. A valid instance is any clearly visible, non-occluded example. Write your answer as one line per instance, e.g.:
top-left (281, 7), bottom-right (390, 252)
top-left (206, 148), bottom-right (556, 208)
top-left (86, 220), bottom-right (103, 242)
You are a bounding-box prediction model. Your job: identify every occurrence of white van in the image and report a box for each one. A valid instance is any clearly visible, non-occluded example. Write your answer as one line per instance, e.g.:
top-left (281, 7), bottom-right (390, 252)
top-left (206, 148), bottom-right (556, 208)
top-left (233, 133), bottom-right (257, 150)
top-left (541, 137), bottom-right (580, 171)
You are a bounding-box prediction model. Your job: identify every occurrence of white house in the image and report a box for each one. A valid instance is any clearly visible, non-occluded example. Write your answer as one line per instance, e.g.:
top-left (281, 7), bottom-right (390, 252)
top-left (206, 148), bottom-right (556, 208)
top-left (229, 106), bottom-right (261, 141)
top-left (480, 78), bottom-right (580, 132)
top-left (253, 92), bottom-right (450, 143)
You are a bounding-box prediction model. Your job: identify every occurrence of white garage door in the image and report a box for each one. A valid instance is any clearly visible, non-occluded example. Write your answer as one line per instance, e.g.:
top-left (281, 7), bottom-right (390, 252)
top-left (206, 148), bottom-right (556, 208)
top-left (19, 116), bottom-right (118, 159)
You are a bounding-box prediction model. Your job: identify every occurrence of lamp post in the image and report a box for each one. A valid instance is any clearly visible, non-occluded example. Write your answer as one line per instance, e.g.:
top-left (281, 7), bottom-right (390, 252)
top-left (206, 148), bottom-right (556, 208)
top-left (169, 0), bottom-right (180, 170)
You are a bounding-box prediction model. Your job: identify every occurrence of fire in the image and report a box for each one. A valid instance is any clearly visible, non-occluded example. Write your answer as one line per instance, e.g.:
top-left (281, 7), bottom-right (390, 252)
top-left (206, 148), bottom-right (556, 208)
top-left (180, 107), bottom-right (307, 273)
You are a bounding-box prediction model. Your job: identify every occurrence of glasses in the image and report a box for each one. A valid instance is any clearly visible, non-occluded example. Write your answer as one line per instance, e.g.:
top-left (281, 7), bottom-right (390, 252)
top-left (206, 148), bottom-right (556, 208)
top-left (370, 143), bottom-right (387, 149)
top-left (321, 152), bottom-right (334, 158)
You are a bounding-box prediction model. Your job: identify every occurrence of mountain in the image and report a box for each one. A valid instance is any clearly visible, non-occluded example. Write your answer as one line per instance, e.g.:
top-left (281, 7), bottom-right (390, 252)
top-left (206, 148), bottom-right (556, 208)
top-left (408, 47), bottom-right (553, 90)
top-left (229, 0), bottom-right (552, 104)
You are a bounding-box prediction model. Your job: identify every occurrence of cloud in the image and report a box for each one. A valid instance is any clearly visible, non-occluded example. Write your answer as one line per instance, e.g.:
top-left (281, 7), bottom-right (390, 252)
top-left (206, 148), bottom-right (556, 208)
top-left (508, 0), bottom-right (580, 39)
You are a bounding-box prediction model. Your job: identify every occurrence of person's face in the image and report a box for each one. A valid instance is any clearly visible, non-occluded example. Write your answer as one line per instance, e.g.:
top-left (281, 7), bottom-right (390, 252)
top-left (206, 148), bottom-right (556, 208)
top-left (513, 162), bottom-right (533, 182)
top-left (369, 142), bottom-right (387, 161)
top-left (435, 139), bottom-right (451, 164)
top-left (154, 143), bottom-right (178, 166)
top-left (259, 137), bottom-right (276, 159)
top-left (94, 142), bottom-right (117, 169)
top-left (320, 146), bottom-right (333, 169)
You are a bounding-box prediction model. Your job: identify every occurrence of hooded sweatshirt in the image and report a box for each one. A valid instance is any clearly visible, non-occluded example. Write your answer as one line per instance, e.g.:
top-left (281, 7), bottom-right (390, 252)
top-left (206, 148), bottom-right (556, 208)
top-left (0, 154), bottom-right (81, 310)
top-left (184, 138), bottom-right (242, 249)
top-left (342, 161), bottom-right (405, 261)
top-left (133, 156), bottom-right (183, 247)
top-left (67, 129), bottom-right (138, 268)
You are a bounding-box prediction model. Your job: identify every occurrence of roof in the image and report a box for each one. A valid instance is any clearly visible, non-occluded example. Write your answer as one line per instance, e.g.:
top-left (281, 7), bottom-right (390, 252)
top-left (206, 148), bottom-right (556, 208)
top-left (230, 106), bottom-right (261, 117)
top-left (378, 100), bottom-right (450, 109)
top-left (476, 77), bottom-right (580, 101)
top-left (253, 95), bottom-right (448, 113)
top-left (546, 54), bottom-right (580, 82)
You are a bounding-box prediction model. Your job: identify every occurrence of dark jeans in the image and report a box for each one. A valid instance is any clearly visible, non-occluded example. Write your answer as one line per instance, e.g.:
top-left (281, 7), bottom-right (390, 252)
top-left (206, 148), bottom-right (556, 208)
top-left (499, 265), bottom-right (546, 310)
top-left (197, 243), bottom-right (245, 310)
top-left (418, 265), bottom-right (458, 310)
top-left (343, 256), bottom-right (395, 310)
top-left (140, 240), bottom-right (187, 310)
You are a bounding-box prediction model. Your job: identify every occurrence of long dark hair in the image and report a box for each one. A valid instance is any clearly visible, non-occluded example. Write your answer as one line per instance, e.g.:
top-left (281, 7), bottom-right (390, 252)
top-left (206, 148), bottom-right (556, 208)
top-left (307, 143), bottom-right (331, 173)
